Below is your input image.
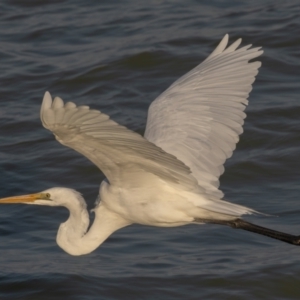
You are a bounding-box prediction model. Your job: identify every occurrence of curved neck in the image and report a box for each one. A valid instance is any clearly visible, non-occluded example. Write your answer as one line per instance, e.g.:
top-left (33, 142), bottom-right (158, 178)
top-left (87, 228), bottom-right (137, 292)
top-left (57, 204), bottom-right (130, 256)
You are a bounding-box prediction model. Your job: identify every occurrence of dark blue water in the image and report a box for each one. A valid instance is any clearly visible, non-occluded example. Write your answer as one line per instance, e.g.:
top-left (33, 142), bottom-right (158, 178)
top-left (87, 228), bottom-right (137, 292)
top-left (1, 1), bottom-right (300, 299)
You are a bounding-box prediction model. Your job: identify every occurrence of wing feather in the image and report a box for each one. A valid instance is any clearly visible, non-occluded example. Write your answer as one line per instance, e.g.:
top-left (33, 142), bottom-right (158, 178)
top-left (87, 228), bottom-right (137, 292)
top-left (40, 92), bottom-right (200, 192)
top-left (144, 34), bottom-right (263, 198)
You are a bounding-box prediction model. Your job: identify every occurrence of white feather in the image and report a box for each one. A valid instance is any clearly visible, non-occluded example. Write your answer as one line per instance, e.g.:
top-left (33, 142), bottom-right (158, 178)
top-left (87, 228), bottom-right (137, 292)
top-left (145, 34), bottom-right (263, 198)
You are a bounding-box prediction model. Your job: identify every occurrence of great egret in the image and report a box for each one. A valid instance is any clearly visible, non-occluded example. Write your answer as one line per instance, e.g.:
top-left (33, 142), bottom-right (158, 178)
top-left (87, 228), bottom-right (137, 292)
top-left (1, 34), bottom-right (299, 256)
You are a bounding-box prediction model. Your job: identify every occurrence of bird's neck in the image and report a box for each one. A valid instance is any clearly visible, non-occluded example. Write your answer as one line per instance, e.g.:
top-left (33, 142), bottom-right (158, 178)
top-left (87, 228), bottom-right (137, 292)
top-left (57, 203), bottom-right (130, 256)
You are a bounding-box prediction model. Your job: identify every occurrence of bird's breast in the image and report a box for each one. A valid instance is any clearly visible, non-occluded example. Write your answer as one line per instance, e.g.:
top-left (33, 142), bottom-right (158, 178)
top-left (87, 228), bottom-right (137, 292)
top-left (99, 180), bottom-right (194, 227)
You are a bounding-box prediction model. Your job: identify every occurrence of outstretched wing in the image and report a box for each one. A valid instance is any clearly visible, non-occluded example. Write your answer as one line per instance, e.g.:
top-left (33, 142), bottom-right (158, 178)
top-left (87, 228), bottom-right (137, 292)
top-left (40, 92), bottom-right (200, 191)
top-left (144, 34), bottom-right (263, 199)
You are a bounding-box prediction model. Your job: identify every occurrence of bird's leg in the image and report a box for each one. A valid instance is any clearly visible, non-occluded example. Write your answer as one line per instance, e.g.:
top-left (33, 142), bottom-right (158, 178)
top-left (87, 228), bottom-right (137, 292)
top-left (195, 218), bottom-right (300, 246)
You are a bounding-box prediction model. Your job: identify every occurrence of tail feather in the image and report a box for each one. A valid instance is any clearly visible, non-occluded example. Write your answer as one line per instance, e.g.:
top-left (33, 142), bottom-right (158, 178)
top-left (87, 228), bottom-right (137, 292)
top-left (201, 197), bottom-right (261, 217)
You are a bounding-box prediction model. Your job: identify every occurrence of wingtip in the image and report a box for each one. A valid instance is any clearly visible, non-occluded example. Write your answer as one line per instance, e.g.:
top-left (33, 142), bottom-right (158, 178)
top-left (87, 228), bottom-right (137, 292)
top-left (205, 34), bottom-right (229, 61)
top-left (40, 91), bottom-right (53, 121)
top-left (42, 91), bottom-right (52, 109)
top-left (223, 37), bottom-right (242, 53)
top-left (221, 33), bottom-right (229, 46)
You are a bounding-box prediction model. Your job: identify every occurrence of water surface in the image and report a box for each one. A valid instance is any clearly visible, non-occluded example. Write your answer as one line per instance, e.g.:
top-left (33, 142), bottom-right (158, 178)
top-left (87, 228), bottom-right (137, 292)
top-left (1, 1), bottom-right (300, 299)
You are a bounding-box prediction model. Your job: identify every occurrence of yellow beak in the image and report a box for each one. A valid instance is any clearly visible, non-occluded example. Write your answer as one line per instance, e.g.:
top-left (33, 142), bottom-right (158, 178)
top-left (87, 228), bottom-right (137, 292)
top-left (0, 193), bottom-right (41, 204)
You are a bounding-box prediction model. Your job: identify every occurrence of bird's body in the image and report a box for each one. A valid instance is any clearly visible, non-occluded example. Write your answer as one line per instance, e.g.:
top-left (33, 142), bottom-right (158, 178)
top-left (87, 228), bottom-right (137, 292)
top-left (98, 179), bottom-right (234, 227)
top-left (1, 34), bottom-right (300, 256)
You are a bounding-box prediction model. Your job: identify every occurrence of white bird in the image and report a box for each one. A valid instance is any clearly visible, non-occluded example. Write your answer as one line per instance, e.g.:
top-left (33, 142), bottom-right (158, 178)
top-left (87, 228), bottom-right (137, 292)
top-left (1, 34), bottom-right (299, 256)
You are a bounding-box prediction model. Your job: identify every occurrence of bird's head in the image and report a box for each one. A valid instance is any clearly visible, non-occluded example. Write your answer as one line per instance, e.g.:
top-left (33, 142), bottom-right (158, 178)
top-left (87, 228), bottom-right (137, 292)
top-left (0, 187), bottom-right (86, 210)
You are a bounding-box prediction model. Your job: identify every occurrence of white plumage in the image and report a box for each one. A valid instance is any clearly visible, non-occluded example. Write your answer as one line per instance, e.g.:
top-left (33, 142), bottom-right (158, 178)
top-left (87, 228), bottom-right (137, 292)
top-left (145, 34), bottom-right (262, 198)
top-left (9, 34), bottom-right (299, 256)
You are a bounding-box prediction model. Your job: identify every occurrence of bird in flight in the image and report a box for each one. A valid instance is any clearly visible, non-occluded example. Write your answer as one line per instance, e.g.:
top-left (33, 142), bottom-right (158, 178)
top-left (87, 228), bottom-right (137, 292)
top-left (1, 34), bottom-right (299, 256)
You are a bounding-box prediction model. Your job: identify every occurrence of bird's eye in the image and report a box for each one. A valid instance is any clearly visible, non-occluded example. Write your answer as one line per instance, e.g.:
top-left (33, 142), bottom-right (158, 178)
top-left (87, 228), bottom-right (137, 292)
top-left (45, 193), bottom-right (51, 198)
